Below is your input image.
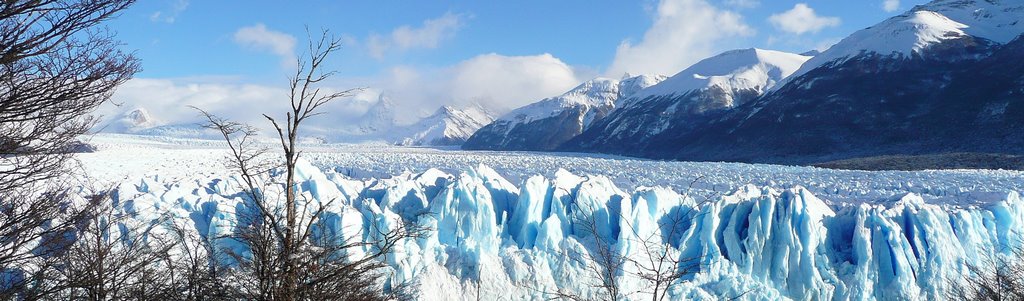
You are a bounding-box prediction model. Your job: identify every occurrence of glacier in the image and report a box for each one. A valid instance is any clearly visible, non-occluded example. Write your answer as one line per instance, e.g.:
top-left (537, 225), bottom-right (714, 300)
top-left (105, 156), bottom-right (1024, 300)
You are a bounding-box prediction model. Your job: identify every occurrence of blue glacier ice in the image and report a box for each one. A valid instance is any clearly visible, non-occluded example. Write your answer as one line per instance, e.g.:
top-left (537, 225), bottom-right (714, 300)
top-left (106, 159), bottom-right (1024, 300)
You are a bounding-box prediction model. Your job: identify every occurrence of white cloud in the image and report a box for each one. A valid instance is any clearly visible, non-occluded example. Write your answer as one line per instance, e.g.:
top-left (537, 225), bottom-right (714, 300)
top-left (883, 0), bottom-right (900, 12)
top-left (377, 53), bottom-right (582, 123)
top-left (769, 3), bottom-right (841, 35)
top-left (149, 0), bottom-right (189, 24)
top-left (606, 0), bottom-right (754, 77)
top-left (368, 12), bottom-right (466, 59)
top-left (99, 78), bottom-right (381, 136)
top-left (448, 53), bottom-right (580, 112)
top-left (233, 24), bottom-right (297, 68)
top-left (101, 79), bottom-right (288, 128)
top-left (102, 53), bottom-right (582, 130)
top-left (724, 0), bottom-right (760, 9)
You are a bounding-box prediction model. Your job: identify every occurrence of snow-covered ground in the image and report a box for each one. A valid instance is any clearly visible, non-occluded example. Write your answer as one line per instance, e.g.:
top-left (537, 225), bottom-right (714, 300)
top-left (82, 133), bottom-right (1024, 206)
top-left (76, 134), bottom-right (1024, 300)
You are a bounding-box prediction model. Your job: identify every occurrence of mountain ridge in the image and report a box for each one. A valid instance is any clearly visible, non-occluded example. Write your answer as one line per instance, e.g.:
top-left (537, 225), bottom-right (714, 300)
top-left (557, 0), bottom-right (1024, 165)
top-left (562, 48), bottom-right (810, 154)
top-left (462, 74), bottom-right (666, 151)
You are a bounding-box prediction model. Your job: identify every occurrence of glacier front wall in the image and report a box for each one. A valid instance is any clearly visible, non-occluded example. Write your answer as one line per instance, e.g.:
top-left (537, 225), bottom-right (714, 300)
top-left (114, 160), bottom-right (1024, 300)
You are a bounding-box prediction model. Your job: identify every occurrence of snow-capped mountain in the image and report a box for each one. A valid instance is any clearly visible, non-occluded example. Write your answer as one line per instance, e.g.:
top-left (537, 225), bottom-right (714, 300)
top-left (777, 0), bottom-right (1024, 90)
top-left (564, 48), bottom-right (810, 154)
top-left (355, 94), bottom-right (398, 135)
top-left (641, 0), bottom-right (1024, 164)
top-left (98, 96), bottom-right (494, 147)
top-left (626, 48), bottom-right (809, 105)
top-left (615, 73), bottom-right (669, 103)
top-left (463, 74), bottom-right (665, 151)
top-left (102, 107), bottom-right (160, 133)
top-left (100, 107), bottom-right (219, 138)
top-left (395, 105), bottom-right (495, 146)
top-left (335, 96), bottom-right (496, 146)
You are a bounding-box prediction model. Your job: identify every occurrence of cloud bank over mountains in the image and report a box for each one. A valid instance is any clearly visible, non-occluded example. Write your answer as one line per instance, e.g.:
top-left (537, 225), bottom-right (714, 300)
top-left (606, 0), bottom-right (755, 77)
top-left (106, 0), bottom-right (852, 134)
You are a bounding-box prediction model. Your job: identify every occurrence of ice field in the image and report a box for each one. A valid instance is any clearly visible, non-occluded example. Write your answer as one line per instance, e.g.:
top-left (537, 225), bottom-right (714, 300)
top-left (77, 134), bottom-right (1024, 300)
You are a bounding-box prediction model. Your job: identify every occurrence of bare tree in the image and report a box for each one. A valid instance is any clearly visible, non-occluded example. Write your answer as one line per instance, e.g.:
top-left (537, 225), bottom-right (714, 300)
top-left (947, 246), bottom-right (1024, 301)
top-left (545, 196), bottom-right (628, 301)
top-left (258, 29), bottom-right (355, 300)
top-left (196, 29), bottom-right (426, 301)
top-left (571, 204), bottom-right (627, 301)
top-left (28, 192), bottom-right (177, 300)
top-left (619, 177), bottom-right (713, 301)
top-left (552, 177), bottom-right (716, 301)
top-left (0, 0), bottom-right (138, 297)
top-left (163, 220), bottom-right (231, 301)
top-left (617, 208), bottom-right (696, 301)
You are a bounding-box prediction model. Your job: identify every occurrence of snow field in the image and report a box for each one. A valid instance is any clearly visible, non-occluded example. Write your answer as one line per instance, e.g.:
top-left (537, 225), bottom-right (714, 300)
top-left (79, 134), bottom-right (1024, 300)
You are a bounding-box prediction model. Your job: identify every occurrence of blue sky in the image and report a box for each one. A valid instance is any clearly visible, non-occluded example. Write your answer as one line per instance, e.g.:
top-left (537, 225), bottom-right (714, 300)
top-left (112, 0), bottom-right (926, 80)
top-left (102, 0), bottom-right (929, 127)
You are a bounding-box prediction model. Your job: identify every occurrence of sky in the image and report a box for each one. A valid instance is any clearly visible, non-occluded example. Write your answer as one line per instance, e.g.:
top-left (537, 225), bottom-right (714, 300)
top-left (99, 0), bottom-right (929, 129)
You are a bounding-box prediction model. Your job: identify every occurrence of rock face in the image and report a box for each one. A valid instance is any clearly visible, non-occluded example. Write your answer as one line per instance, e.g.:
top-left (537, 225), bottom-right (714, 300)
top-left (104, 107), bottom-right (159, 133)
top-left (563, 48), bottom-right (810, 155)
top-left (462, 74), bottom-right (665, 151)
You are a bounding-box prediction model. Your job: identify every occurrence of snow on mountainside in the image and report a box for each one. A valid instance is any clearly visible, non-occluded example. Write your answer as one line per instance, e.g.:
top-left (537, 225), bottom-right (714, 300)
top-left (568, 0), bottom-right (1024, 164)
top-left (353, 94), bottom-right (398, 136)
top-left (564, 48), bottom-right (810, 154)
top-left (462, 74), bottom-right (665, 151)
top-left (396, 105), bottom-right (495, 146)
top-left (627, 48), bottom-right (809, 104)
top-left (782, 0), bottom-right (1024, 88)
top-left (613, 73), bottom-right (668, 105)
top-left (498, 76), bottom-right (635, 125)
top-left (315, 97), bottom-right (496, 146)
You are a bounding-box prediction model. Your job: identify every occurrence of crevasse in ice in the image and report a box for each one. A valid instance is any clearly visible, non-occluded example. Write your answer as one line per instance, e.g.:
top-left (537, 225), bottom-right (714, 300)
top-left (112, 159), bottom-right (1024, 300)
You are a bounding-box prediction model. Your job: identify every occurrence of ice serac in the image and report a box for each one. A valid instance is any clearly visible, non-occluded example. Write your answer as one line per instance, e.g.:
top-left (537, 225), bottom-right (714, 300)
top-left (563, 48), bottom-right (810, 155)
top-left (462, 74), bottom-right (665, 151)
top-left (108, 160), bottom-right (1024, 300)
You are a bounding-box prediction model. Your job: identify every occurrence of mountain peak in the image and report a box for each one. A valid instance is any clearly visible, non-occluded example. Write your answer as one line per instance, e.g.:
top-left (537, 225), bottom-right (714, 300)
top-left (398, 105), bottom-right (495, 146)
top-left (618, 73), bottom-right (668, 99)
top-left (124, 107), bottom-right (154, 127)
top-left (565, 77), bottom-right (619, 96)
top-left (358, 94), bottom-right (398, 133)
top-left (779, 0), bottom-right (1024, 87)
top-left (800, 50), bottom-right (822, 57)
top-left (629, 48), bottom-right (810, 100)
top-left (917, 0), bottom-right (1024, 43)
top-left (434, 105), bottom-right (457, 116)
top-left (465, 73), bottom-right (664, 151)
